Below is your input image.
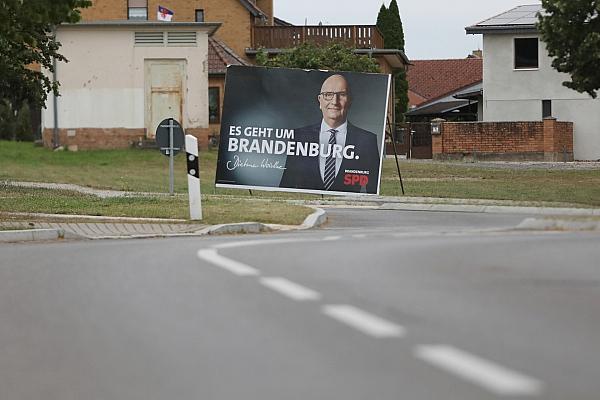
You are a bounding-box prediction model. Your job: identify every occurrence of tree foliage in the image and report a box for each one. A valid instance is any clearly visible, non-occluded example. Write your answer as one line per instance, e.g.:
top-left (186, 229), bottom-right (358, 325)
top-left (377, 0), bottom-right (408, 121)
top-left (0, 0), bottom-right (91, 108)
top-left (385, 0), bottom-right (405, 51)
top-left (256, 42), bottom-right (380, 73)
top-left (538, 0), bottom-right (600, 98)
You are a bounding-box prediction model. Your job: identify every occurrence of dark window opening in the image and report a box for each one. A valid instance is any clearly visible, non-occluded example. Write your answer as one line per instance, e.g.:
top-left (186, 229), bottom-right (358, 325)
top-left (514, 38), bottom-right (538, 69)
top-left (195, 9), bottom-right (205, 22)
top-left (542, 100), bottom-right (552, 118)
top-left (128, 0), bottom-right (148, 20)
top-left (209, 87), bottom-right (220, 123)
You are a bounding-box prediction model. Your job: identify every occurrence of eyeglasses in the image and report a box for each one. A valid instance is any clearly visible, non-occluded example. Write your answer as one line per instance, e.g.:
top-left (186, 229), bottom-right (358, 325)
top-left (319, 91), bottom-right (348, 101)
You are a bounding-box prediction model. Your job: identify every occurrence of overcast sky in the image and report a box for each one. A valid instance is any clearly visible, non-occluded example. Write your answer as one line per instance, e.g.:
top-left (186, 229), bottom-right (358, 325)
top-left (273, 0), bottom-right (541, 60)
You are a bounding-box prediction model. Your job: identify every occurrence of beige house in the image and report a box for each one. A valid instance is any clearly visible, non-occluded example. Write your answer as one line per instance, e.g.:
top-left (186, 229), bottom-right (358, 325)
top-left (42, 21), bottom-right (219, 150)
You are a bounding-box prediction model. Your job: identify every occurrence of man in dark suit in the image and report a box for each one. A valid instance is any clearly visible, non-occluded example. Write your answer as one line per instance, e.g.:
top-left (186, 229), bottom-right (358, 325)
top-left (280, 74), bottom-right (381, 194)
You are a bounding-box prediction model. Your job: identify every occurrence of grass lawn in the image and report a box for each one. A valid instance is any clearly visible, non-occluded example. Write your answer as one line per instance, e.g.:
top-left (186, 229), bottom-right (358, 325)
top-left (0, 185), bottom-right (312, 225)
top-left (1, 140), bottom-right (599, 208)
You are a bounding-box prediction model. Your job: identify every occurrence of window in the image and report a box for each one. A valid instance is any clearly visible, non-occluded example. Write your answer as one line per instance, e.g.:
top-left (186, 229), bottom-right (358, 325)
top-left (542, 100), bottom-right (552, 118)
top-left (195, 9), bottom-right (205, 22)
top-left (209, 87), bottom-right (220, 123)
top-left (514, 38), bottom-right (538, 69)
top-left (128, 0), bottom-right (148, 20)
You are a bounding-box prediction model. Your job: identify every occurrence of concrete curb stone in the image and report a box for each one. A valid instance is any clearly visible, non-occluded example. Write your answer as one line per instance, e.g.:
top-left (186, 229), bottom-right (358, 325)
top-left (516, 218), bottom-right (600, 231)
top-left (0, 229), bottom-right (63, 243)
top-left (0, 207), bottom-right (328, 243)
top-left (0, 228), bottom-right (87, 243)
top-left (377, 203), bottom-right (600, 216)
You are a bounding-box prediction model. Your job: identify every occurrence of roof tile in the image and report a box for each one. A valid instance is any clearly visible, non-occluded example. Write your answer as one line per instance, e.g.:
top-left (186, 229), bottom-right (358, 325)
top-left (407, 58), bottom-right (482, 106)
top-left (208, 37), bottom-right (249, 74)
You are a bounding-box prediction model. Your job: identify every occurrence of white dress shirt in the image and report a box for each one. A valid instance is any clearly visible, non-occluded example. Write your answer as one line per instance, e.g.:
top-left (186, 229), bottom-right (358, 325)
top-left (319, 120), bottom-right (348, 182)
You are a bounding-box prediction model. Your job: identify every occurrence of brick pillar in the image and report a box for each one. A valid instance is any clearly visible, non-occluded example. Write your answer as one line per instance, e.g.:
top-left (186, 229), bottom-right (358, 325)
top-left (543, 117), bottom-right (557, 161)
top-left (431, 118), bottom-right (444, 160)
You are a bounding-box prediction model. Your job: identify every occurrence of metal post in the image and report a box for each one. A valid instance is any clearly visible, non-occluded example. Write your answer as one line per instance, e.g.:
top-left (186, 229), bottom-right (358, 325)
top-left (169, 118), bottom-right (174, 196)
top-left (386, 119), bottom-right (405, 195)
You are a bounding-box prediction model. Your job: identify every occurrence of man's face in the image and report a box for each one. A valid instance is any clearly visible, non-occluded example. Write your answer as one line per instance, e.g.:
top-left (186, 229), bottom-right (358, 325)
top-left (318, 75), bottom-right (351, 128)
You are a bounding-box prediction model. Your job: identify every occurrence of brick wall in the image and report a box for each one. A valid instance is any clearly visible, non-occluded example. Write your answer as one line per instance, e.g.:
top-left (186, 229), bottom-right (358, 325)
top-left (432, 118), bottom-right (573, 161)
top-left (42, 128), bottom-right (145, 150)
top-left (186, 127), bottom-right (216, 149)
top-left (43, 127), bottom-right (224, 151)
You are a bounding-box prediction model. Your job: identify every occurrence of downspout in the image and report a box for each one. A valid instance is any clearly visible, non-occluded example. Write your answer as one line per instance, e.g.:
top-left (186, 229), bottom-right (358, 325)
top-left (51, 26), bottom-right (59, 148)
top-left (52, 55), bottom-right (59, 148)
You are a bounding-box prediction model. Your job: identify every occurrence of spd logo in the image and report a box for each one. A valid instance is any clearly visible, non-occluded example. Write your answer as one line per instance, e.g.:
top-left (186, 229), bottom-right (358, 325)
top-left (343, 174), bottom-right (369, 187)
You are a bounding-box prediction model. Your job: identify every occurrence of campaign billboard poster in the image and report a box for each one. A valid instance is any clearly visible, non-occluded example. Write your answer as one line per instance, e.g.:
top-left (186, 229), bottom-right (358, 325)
top-left (215, 66), bottom-right (391, 195)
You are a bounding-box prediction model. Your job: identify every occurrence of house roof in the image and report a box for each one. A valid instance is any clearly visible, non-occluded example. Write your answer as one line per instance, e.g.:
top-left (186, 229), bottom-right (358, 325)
top-left (453, 82), bottom-right (483, 100)
top-left (208, 37), bottom-right (250, 75)
top-left (466, 4), bottom-right (543, 34)
top-left (274, 17), bottom-right (293, 26)
top-left (407, 58), bottom-right (482, 107)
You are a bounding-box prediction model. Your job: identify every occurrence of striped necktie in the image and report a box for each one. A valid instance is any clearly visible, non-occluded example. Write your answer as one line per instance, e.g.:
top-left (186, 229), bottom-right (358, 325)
top-left (324, 129), bottom-right (338, 190)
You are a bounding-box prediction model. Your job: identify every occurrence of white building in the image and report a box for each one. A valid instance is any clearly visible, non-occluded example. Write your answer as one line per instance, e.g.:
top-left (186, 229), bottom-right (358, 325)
top-left (43, 21), bottom-right (219, 150)
top-left (466, 4), bottom-right (600, 160)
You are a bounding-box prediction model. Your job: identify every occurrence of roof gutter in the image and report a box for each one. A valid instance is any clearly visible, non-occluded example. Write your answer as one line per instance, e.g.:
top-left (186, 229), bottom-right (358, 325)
top-left (62, 21), bottom-right (222, 36)
top-left (354, 48), bottom-right (410, 67)
top-left (465, 25), bottom-right (538, 35)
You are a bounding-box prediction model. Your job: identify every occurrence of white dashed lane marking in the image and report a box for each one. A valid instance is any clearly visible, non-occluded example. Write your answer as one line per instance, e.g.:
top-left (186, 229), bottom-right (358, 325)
top-left (260, 277), bottom-right (322, 301)
top-left (213, 238), bottom-right (310, 250)
top-left (415, 345), bottom-right (543, 397)
top-left (322, 304), bottom-right (405, 338)
top-left (197, 249), bottom-right (259, 276)
top-left (198, 240), bottom-right (544, 397)
top-left (323, 235), bottom-right (342, 241)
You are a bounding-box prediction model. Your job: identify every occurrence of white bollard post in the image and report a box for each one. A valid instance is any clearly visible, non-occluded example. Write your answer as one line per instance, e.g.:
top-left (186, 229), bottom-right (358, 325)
top-left (185, 135), bottom-right (202, 220)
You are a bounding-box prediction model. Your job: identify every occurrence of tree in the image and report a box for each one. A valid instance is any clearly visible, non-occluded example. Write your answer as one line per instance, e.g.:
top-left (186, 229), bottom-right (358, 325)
top-left (256, 42), bottom-right (380, 73)
top-left (0, 0), bottom-right (91, 109)
top-left (377, 0), bottom-right (409, 121)
top-left (537, 0), bottom-right (600, 98)
top-left (376, 5), bottom-right (390, 43)
top-left (385, 0), bottom-right (405, 51)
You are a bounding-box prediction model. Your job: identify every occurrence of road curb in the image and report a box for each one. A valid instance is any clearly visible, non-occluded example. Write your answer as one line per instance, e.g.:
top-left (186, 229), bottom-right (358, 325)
top-left (0, 208), bottom-right (329, 242)
top-left (192, 207), bottom-right (327, 235)
top-left (377, 202), bottom-right (600, 216)
top-left (1, 212), bottom-right (188, 223)
top-left (195, 222), bottom-right (273, 235)
top-left (300, 207), bottom-right (327, 229)
top-left (515, 218), bottom-right (600, 231)
top-left (0, 228), bottom-right (64, 243)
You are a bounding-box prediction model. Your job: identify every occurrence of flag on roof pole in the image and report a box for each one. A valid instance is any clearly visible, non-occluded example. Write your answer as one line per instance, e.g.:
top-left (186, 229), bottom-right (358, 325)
top-left (157, 5), bottom-right (174, 21)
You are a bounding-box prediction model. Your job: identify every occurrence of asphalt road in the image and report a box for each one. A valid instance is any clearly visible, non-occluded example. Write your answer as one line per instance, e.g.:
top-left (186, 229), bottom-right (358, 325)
top-left (1, 209), bottom-right (599, 400)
